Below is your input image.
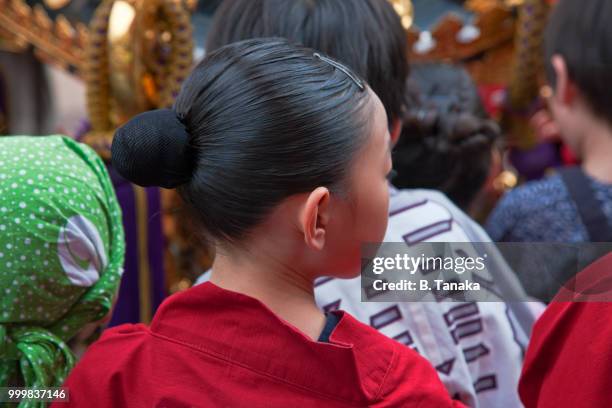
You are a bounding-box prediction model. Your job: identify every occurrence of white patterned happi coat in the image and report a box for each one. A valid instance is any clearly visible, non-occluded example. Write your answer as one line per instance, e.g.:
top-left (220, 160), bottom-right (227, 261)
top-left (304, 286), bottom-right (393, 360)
top-left (315, 187), bottom-right (539, 408)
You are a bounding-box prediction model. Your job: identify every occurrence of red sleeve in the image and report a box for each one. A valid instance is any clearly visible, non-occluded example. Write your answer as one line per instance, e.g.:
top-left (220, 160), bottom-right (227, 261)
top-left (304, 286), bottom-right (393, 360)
top-left (50, 324), bottom-right (150, 408)
top-left (373, 343), bottom-right (466, 408)
top-left (519, 254), bottom-right (612, 408)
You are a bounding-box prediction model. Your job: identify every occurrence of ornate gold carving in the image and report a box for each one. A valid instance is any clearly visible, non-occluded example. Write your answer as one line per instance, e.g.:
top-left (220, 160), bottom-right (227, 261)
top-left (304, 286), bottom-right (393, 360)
top-left (0, 0), bottom-right (86, 72)
top-left (44, 0), bottom-right (71, 10)
top-left (407, 5), bottom-right (515, 64)
top-left (388, 0), bottom-right (414, 30)
top-left (466, 0), bottom-right (525, 13)
top-left (81, 0), bottom-right (194, 158)
top-left (504, 0), bottom-right (550, 149)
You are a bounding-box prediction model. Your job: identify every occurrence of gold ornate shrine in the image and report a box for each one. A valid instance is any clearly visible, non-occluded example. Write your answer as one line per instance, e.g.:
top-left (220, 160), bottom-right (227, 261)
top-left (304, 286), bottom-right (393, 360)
top-left (0, 0), bottom-right (194, 159)
top-left (83, 0), bottom-right (194, 158)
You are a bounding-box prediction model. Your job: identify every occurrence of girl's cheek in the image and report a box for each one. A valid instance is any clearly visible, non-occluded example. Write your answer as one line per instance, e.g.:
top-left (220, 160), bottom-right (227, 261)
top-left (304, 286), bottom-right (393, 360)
top-left (365, 181), bottom-right (389, 242)
top-left (378, 184), bottom-right (390, 237)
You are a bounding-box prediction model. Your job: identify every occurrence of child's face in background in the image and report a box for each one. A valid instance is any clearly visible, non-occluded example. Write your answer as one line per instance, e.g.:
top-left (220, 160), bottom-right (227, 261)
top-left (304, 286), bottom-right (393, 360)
top-left (549, 90), bottom-right (581, 155)
top-left (547, 55), bottom-right (589, 157)
top-left (322, 90), bottom-right (392, 278)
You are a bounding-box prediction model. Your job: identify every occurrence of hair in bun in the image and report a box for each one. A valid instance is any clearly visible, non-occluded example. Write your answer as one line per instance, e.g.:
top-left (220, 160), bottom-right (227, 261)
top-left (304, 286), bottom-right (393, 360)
top-left (393, 63), bottom-right (500, 210)
top-left (112, 109), bottom-right (195, 189)
top-left (110, 38), bottom-right (370, 244)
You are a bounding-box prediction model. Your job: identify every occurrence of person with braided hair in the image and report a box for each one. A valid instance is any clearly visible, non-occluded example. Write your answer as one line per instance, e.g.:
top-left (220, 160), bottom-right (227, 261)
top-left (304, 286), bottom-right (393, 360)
top-left (0, 135), bottom-right (125, 407)
top-left (393, 63), bottom-right (501, 212)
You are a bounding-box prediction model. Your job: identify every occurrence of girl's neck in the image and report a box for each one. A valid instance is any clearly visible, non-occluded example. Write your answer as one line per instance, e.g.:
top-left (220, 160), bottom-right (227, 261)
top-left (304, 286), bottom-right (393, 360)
top-left (581, 121), bottom-right (612, 184)
top-left (209, 246), bottom-right (326, 341)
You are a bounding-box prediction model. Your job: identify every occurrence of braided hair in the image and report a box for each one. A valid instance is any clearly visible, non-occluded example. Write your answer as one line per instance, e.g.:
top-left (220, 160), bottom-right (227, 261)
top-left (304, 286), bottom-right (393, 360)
top-left (393, 63), bottom-right (500, 210)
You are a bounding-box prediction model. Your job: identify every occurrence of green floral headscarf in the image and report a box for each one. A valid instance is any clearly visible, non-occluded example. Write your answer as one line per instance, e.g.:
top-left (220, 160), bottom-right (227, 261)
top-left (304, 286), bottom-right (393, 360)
top-left (0, 136), bottom-right (125, 407)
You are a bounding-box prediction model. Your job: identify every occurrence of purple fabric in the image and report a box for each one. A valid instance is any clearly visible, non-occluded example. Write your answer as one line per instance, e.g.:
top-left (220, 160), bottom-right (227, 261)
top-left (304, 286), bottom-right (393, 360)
top-left (107, 165), bottom-right (167, 326)
top-left (509, 142), bottom-right (562, 181)
top-left (73, 120), bottom-right (91, 142)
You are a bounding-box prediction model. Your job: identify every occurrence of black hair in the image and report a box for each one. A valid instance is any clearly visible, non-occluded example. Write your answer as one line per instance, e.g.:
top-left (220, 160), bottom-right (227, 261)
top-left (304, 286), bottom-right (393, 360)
top-left (112, 39), bottom-right (371, 244)
top-left (205, 0), bottom-right (408, 124)
top-left (392, 63), bottom-right (500, 210)
top-left (545, 0), bottom-right (612, 123)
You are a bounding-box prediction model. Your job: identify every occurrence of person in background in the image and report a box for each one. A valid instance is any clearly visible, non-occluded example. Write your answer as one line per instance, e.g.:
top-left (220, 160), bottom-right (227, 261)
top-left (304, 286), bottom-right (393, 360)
top-left (203, 1), bottom-right (537, 407)
top-left (205, 0), bottom-right (408, 138)
top-left (486, 0), bottom-right (612, 244)
top-left (0, 135), bottom-right (125, 406)
top-left (515, 1), bottom-right (612, 405)
top-left (58, 39), bottom-right (462, 407)
top-left (393, 63), bottom-right (501, 213)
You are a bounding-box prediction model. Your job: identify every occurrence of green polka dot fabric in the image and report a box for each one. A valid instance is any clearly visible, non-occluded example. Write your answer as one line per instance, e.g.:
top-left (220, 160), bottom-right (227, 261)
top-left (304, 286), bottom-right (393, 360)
top-left (0, 136), bottom-right (125, 407)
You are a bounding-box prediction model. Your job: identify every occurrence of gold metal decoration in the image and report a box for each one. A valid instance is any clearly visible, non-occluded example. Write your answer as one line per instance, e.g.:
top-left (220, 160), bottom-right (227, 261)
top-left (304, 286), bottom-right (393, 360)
top-left (504, 0), bottom-right (550, 149)
top-left (467, 0), bottom-right (526, 13)
top-left (107, 0), bottom-right (142, 125)
top-left (388, 0), bottom-right (414, 30)
top-left (493, 170), bottom-right (518, 191)
top-left (0, 0), bottom-right (193, 155)
top-left (81, 0), bottom-right (194, 158)
top-left (185, 0), bottom-right (198, 11)
top-left (83, 0), bottom-right (115, 142)
top-left (44, 0), bottom-right (72, 10)
top-left (504, 0), bottom-right (526, 6)
top-left (407, 5), bottom-right (515, 67)
top-left (0, 0), bottom-right (87, 72)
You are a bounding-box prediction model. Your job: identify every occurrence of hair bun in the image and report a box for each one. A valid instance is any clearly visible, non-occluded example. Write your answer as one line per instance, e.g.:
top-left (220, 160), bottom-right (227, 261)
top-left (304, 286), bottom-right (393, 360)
top-left (111, 109), bottom-right (195, 189)
top-left (448, 113), bottom-right (500, 145)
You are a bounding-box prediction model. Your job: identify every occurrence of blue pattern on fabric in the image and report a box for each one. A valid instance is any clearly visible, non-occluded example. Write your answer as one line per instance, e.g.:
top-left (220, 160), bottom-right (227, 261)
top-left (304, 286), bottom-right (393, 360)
top-left (486, 173), bottom-right (612, 242)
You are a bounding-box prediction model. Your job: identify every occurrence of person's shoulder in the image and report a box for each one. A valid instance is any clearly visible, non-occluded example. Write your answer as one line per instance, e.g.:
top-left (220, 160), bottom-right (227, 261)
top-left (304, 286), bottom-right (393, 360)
top-left (520, 254), bottom-right (612, 407)
top-left (60, 324), bottom-right (150, 406)
top-left (486, 174), bottom-right (567, 239)
top-left (333, 313), bottom-right (459, 407)
top-left (391, 188), bottom-right (453, 208)
top-left (389, 188), bottom-right (490, 243)
top-left (388, 188), bottom-right (456, 226)
top-left (70, 323), bottom-right (150, 375)
top-left (519, 296), bottom-right (612, 406)
top-left (94, 323), bottom-right (150, 348)
top-left (500, 173), bottom-right (567, 211)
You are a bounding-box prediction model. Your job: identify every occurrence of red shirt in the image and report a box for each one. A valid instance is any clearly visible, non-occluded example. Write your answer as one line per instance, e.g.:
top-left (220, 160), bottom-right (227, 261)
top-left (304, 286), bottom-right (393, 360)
top-left (519, 253), bottom-right (612, 408)
top-left (56, 282), bottom-right (463, 407)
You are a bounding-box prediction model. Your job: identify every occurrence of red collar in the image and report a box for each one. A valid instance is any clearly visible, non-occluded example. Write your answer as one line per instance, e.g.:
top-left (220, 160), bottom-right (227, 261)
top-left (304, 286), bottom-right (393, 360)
top-left (149, 282), bottom-right (395, 404)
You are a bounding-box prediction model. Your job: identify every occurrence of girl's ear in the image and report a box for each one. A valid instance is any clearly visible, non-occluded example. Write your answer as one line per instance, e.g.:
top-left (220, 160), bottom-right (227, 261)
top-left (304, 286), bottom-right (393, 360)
top-left (551, 55), bottom-right (577, 106)
top-left (299, 187), bottom-right (331, 250)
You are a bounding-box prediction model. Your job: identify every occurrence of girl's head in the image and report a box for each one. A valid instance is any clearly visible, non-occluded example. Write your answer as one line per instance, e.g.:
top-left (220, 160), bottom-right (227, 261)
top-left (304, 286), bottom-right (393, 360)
top-left (112, 39), bottom-right (391, 279)
top-left (393, 63), bottom-right (500, 210)
top-left (206, 0), bottom-right (409, 129)
top-left (544, 0), bottom-right (612, 156)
